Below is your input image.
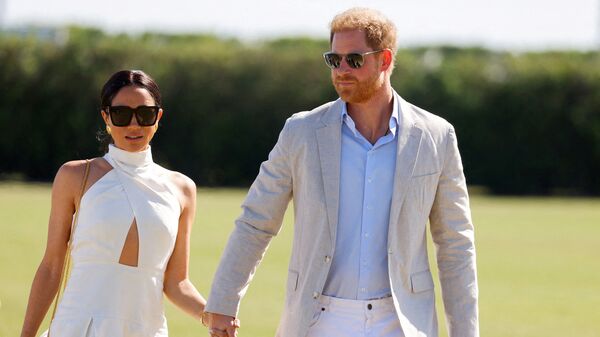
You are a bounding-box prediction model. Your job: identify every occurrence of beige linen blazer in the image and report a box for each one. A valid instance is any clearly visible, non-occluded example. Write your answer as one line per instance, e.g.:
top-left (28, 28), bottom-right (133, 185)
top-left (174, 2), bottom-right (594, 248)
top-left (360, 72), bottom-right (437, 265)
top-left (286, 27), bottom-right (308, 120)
top-left (205, 92), bottom-right (479, 337)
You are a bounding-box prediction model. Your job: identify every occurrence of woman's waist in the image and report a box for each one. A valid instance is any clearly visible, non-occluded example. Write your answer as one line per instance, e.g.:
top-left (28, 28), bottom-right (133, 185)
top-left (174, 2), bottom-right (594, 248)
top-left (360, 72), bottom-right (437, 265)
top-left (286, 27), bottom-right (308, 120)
top-left (70, 260), bottom-right (165, 277)
top-left (58, 261), bottom-right (166, 319)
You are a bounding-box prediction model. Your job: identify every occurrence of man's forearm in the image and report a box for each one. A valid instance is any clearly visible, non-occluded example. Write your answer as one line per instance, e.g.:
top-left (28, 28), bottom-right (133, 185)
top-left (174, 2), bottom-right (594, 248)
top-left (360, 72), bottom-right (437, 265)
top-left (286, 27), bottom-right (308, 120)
top-left (205, 220), bottom-right (275, 315)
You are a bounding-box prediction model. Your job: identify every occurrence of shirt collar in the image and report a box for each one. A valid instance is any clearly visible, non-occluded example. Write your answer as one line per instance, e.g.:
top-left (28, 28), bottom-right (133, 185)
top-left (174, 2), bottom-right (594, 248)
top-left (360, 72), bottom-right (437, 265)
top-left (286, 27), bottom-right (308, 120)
top-left (341, 96), bottom-right (399, 138)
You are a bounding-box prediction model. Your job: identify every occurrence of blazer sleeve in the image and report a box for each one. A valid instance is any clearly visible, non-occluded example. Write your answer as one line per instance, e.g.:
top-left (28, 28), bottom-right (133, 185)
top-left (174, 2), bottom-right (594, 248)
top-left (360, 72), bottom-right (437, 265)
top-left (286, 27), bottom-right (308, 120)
top-left (429, 126), bottom-right (479, 337)
top-left (205, 118), bottom-right (293, 317)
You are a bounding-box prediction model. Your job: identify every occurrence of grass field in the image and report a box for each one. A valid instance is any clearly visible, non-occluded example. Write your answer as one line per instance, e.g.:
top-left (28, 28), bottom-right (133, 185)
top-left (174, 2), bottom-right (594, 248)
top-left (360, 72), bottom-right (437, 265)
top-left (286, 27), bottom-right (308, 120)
top-left (1, 182), bottom-right (599, 337)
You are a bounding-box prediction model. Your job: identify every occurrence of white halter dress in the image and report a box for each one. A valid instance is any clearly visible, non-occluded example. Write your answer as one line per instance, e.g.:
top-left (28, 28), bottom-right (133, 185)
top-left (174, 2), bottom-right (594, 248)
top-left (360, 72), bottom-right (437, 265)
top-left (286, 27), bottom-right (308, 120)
top-left (50, 145), bottom-right (181, 337)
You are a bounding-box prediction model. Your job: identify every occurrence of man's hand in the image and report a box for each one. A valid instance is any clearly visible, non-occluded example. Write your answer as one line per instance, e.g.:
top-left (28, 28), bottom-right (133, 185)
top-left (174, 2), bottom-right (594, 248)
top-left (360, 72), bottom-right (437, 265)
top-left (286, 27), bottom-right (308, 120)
top-left (203, 312), bottom-right (240, 337)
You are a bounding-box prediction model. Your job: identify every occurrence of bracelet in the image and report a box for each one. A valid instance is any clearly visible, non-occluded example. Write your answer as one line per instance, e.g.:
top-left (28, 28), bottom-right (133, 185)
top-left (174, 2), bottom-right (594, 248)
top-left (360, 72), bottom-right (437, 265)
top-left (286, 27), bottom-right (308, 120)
top-left (201, 311), bottom-right (210, 327)
top-left (202, 311), bottom-right (240, 329)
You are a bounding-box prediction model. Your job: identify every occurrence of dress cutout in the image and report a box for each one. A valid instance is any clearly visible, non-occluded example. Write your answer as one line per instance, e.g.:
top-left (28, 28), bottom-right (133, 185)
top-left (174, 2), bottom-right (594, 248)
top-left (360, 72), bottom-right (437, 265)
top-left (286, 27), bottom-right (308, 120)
top-left (50, 144), bottom-right (181, 337)
top-left (118, 219), bottom-right (139, 267)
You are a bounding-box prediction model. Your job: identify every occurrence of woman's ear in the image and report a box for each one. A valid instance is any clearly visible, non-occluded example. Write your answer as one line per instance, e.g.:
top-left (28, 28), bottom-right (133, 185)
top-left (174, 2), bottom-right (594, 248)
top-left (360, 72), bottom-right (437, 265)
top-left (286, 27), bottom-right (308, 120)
top-left (101, 109), bottom-right (110, 124)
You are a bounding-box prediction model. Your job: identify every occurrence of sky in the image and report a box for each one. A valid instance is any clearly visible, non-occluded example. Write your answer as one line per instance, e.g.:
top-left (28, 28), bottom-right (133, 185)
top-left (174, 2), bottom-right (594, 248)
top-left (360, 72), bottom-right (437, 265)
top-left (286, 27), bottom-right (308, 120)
top-left (1, 0), bottom-right (599, 50)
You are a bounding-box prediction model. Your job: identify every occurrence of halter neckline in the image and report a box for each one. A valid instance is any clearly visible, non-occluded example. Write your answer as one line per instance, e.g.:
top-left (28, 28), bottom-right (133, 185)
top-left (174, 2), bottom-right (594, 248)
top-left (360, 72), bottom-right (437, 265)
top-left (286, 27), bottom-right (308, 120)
top-left (106, 144), bottom-right (153, 168)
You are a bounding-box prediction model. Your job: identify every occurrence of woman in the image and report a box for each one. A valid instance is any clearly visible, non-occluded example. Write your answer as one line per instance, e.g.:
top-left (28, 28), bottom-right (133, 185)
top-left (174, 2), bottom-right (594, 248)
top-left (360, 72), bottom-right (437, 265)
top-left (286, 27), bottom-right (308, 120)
top-left (20, 70), bottom-right (228, 337)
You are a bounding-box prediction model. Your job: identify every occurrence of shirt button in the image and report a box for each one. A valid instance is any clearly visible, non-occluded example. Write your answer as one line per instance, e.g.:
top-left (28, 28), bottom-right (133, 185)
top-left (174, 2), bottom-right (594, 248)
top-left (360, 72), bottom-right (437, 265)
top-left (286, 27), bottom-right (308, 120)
top-left (313, 292), bottom-right (319, 299)
top-left (364, 233), bottom-right (369, 238)
top-left (367, 178), bottom-right (372, 183)
top-left (366, 205), bottom-right (372, 210)
top-left (325, 256), bottom-right (331, 263)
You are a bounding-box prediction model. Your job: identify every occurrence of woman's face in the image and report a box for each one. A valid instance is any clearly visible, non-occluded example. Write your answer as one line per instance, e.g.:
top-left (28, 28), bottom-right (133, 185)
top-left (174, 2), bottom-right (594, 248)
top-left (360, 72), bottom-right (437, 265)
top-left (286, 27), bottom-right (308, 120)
top-left (101, 86), bottom-right (163, 152)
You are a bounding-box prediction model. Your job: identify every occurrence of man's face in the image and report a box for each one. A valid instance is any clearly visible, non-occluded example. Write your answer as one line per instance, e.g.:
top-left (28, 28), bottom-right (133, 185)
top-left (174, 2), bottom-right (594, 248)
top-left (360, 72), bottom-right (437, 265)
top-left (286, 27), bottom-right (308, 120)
top-left (330, 30), bottom-right (384, 104)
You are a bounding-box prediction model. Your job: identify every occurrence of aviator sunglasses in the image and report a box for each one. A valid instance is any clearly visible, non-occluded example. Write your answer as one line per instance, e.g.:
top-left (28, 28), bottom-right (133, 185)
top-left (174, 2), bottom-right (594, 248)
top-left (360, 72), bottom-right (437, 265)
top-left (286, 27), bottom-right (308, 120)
top-left (105, 105), bottom-right (160, 127)
top-left (323, 49), bottom-right (385, 69)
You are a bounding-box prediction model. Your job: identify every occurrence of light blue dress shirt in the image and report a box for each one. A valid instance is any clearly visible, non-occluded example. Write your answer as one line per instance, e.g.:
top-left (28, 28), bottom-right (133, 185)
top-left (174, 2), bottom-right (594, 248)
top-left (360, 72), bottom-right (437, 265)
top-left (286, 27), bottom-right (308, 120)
top-left (323, 98), bottom-right (399, 300)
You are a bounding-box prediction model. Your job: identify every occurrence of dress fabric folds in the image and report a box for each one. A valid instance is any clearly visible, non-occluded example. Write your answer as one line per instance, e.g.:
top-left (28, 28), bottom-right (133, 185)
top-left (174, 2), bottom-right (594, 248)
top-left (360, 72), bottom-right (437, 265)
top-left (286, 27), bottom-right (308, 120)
top-left (50, 144), bottom-right (181, 337)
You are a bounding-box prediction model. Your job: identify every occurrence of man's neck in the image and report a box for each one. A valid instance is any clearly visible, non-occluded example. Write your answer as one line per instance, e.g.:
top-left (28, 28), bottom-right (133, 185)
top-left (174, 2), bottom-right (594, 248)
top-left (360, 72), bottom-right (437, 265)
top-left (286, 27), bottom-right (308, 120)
top-left (346, 85), bottom-right (394, 145)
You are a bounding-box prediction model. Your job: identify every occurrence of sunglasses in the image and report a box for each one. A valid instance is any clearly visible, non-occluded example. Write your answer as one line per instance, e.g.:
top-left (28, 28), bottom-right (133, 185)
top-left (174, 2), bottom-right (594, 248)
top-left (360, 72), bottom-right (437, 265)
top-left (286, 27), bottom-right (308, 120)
top-left (105, 106), bottom-right (160, 127)
top-left (323, 50), bottom-right (384, 69)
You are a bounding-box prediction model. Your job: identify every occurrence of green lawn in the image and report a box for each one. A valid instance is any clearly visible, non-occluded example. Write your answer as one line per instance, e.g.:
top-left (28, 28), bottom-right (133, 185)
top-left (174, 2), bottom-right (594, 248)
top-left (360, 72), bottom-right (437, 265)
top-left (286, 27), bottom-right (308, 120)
top-left (1, 182), bottom-right (599, 337)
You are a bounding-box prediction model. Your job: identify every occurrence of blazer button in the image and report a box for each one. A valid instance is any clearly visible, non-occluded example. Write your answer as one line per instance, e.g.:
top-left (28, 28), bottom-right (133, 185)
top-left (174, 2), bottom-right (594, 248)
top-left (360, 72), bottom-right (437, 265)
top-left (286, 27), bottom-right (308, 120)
top-left (313, 292), bottom-right (319, 299)
top-left (325, 256), bottom-right (331, 262)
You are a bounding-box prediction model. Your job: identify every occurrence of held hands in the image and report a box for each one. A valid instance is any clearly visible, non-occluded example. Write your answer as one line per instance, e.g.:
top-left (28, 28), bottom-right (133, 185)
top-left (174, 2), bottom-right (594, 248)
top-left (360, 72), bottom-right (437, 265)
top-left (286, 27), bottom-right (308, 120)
top-left (202, 312), bottom-right (240, 337)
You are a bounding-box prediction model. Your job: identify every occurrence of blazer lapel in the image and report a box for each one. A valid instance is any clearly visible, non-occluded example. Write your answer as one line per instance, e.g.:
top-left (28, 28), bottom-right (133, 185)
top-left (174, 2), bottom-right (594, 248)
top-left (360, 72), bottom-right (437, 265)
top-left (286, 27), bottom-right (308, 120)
top-left (388, 94), bottom-right (423, 234)
top-left (316, 99), bottom-right (344, 246)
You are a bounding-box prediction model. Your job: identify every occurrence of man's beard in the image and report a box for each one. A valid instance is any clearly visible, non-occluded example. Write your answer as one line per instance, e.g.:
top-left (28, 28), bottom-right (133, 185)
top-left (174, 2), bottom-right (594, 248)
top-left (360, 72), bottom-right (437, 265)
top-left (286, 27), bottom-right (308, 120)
top-left (333, 71), bottom-right (383, 104)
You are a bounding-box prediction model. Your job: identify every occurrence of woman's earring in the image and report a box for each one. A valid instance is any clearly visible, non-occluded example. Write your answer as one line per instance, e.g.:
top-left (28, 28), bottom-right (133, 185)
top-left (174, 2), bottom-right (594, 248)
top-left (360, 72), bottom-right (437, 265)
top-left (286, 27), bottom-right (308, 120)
top-left (106, 125), bottom-right (112, 134)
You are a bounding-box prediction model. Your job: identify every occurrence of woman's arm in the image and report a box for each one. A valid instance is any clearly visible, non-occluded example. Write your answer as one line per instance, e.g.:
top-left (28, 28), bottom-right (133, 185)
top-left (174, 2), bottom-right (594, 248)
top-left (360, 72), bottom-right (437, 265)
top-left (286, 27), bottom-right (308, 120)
top-left (163, 173), bottom-right (206, 321)
top-left (20, 161), bottom-right (85, 337)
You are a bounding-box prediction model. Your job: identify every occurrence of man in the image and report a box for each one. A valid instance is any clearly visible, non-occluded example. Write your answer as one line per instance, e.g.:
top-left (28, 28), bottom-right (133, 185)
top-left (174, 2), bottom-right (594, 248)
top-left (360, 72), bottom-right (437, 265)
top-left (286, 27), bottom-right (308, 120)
top-left (203, 7), bottom-right (479, 337)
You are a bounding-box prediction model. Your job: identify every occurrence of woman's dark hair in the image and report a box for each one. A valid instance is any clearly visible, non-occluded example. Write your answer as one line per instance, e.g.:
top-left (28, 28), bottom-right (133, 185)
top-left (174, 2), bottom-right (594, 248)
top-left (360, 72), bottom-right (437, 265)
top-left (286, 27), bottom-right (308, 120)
top-left (100, 70), bottom-right (162, 108)
top-left (97, 70), bottom-right (162, 152)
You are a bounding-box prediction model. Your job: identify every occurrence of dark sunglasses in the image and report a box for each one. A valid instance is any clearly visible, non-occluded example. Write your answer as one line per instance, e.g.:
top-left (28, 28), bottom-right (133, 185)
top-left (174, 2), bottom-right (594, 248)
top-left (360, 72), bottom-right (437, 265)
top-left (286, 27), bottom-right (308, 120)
top-left (105, 106), bottom-right (160, 127)
top-left (323, 50), bottom-right (384, 69)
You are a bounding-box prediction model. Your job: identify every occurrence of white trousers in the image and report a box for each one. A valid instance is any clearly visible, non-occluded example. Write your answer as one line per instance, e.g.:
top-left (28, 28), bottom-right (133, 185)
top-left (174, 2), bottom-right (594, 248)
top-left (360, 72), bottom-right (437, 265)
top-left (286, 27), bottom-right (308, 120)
top-left (306, 295), bottom-right (404, 337)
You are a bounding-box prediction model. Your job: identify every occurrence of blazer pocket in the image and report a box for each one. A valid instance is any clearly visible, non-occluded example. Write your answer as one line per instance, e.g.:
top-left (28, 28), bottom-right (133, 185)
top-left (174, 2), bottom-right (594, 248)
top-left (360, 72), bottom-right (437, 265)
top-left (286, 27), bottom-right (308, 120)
top-left (408, 172), bottom-right (439, 213)
top-left (287, 270), bottom-right (299, 292)
top-left (411, 171), bottom-right (440, 179)
top-left (410, 269), bottom-right (434, 293)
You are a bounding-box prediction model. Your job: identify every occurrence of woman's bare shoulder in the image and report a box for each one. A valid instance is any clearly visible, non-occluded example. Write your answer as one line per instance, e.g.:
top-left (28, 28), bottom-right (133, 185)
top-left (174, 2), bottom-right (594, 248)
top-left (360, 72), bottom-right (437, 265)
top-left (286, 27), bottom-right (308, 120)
top-left (56, 159), bottom-right (90, 181)
top-left (54, 157), bottom-right (107, 187)
top-left (168, 170), bottom-right (197, 198)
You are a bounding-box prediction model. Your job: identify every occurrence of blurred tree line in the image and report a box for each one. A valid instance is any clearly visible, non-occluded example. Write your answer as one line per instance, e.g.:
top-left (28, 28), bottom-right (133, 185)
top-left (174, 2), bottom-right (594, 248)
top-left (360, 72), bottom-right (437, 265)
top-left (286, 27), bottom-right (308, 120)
top-left (1, 27), bottom-right (599, 195)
